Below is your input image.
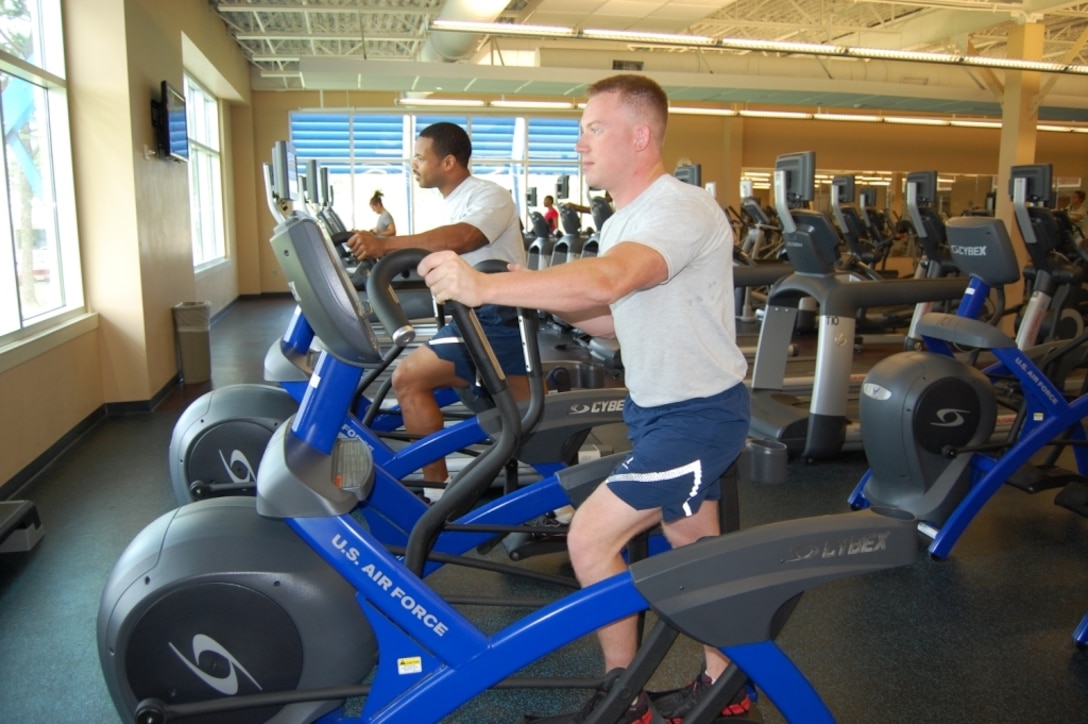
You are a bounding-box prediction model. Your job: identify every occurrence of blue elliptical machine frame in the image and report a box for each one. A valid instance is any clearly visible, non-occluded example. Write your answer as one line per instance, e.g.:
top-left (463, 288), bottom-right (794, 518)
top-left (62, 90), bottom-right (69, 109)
top-left (846, 213), bottom-right (1088, 648)
top-left (170, 141), bottom-right (628, 508)
top-left (98, 210), bottom-right (921, 723)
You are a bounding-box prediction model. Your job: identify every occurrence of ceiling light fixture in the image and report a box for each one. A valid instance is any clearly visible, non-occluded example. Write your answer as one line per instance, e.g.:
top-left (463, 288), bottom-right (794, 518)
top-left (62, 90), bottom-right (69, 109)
top-left (813, 112), bottom-right (882, 122)
top-left (490, 99), bottom-right (574, 109)
top-left (949, 119), bottom-right (1003, 128)
top-left (428, 21), bottom-right (1088, 75)
top-left (1037, 124), bottom-right (1073, 132)
top-left (582, 28), bottom-right (715, 45)
top-left (395, 97), bottom-right (486, 107)
top-left (669, 106), bottom-right (737, 116)
top-left (739, 109), bottom-right (812, 119)
top-left (431, 19), bottom-right (574, 38)
top-left (883, 116), bottom-right (950, 126)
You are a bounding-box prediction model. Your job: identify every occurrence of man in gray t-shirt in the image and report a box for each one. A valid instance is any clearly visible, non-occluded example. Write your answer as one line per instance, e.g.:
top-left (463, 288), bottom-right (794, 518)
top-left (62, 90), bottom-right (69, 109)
top-left (419, 76), bottom-right (752, 721)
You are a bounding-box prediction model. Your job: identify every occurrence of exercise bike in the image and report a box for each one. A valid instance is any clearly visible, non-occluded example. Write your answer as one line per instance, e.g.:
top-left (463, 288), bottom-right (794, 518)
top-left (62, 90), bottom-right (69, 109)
top-left (98, 213), bottom-right (920, 723)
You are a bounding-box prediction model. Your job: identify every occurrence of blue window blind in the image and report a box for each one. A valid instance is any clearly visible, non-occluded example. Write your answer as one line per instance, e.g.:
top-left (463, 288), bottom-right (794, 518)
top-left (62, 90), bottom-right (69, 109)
top-left (527, 118), bottom-right (579, 174)
top-left (469, 116), bottom-right (516, 158)
top-left (289, 113), bottom-right (405, 174)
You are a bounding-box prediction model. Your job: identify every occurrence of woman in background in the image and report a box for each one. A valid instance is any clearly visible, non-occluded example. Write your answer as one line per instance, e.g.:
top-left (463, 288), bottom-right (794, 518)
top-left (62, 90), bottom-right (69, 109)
top-left (369, 190), bottom-right (396, 237)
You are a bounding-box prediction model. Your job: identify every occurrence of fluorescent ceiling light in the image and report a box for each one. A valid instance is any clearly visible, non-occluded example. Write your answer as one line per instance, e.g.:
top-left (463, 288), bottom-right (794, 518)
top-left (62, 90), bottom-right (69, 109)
top-left (583, 28), bottom-right (714, 45)
top-left (949, 119), bottom-right (1002, 129)
top-left (1072, 127), bottom-right (1088, 134)
top-left (491, 99), bottom-right (573, 109)
top-left (856, 48), bottom-right (960, 64)
top-left (670, 106), bottom-right (736, 116)
top-left (720, 38), bottom-right (844, 56)
top-left (739, 109), bottom-right (812, 119)
top-left (396, 97), bottom-right (486, 107)
top-left (814, 112), bottom-right (881, 122)
top-left (961, 56), bottom-right (1068, 73)
top-left (1037, 124), bottom-right (1073, 132)
top-left (426, 20), bottom-right (1088, 75)
top-left (884, 116), bottom-right (949, 126)
top-left (431, 19), bottom-right (574, 37)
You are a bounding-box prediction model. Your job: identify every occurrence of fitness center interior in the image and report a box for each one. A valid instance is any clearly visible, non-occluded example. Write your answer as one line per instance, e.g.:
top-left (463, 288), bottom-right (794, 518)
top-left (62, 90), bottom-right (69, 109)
top-left (2, 1), bottom-right (1088, 722)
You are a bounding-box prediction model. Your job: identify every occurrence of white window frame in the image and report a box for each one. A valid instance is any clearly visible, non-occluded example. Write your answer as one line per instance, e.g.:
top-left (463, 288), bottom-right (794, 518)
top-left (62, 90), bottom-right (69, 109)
top-left (184, 75), bottom-right (226, 270)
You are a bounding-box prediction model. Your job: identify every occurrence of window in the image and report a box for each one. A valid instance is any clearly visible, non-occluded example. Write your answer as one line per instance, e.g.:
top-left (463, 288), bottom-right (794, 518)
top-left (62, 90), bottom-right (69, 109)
top-left (0, 0), bottom-right (82, 339)
top-left (185, 76), bottom-right (225, 268)
top-left (288, 112), bottom-right (583, 238)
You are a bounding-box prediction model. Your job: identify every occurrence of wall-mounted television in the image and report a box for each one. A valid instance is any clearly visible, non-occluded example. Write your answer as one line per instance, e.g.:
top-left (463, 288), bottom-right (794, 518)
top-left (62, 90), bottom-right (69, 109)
top-left (674, 163), bottom-right (702, 187)
top-left (151, 80), bottom-right (189, 163)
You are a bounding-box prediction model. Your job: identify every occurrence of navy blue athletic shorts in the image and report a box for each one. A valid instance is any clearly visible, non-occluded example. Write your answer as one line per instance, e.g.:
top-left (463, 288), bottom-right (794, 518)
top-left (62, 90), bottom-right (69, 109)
top-left (606, 383), bottom-right (750, 523)
top-left (426, 303), bottom-right (527, 391)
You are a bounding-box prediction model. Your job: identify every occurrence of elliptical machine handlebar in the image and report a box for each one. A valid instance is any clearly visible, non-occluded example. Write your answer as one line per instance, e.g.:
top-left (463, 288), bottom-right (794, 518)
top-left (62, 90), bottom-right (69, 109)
top-left (366, 250), bottom-right (420, 350)
top-left (365, 249), bottom-right (525, 575)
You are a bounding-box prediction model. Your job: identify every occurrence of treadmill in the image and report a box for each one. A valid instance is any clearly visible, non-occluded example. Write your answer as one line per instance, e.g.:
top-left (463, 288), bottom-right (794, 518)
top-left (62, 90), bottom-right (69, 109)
top-left (748, 152), bottom-right (968, 461)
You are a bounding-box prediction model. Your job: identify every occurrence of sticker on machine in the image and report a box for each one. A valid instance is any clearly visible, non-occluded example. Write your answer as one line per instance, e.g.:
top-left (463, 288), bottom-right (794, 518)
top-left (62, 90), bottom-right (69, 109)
top-left (397, 656), bottom-right (423, 675)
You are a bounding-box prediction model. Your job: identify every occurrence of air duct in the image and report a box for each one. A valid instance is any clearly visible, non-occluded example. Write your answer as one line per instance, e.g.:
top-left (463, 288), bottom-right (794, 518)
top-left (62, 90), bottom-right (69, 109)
top-left (419, 0), bottom-right (509, 63)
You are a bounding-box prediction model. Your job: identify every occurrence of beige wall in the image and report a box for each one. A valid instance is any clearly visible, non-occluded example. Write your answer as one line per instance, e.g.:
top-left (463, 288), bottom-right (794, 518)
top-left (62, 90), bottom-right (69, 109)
top-left (0, 0), bottom-right (250, 490)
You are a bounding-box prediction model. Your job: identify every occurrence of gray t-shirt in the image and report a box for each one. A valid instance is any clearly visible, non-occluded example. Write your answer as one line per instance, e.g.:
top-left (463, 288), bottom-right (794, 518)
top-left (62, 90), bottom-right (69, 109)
top-left (374, 209), bottom-right (394, 234)
top-left (598, 174), bottom-right (747, 407)
top-left (443, 175), bottom-right (526, 268)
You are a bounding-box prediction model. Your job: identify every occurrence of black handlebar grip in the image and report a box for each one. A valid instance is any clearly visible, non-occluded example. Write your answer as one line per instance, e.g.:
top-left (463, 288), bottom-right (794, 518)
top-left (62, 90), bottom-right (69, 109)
top-left (366, 248), bottom-right (428, 348)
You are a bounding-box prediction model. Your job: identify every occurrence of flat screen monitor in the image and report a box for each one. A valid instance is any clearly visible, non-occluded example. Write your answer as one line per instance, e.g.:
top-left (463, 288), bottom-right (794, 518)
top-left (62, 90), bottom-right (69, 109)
top-left (831, 175), bottom-right (856, 205)
top-left (859, 188), bottom-right (877, 209)
top-left (674, 163), bottom-right (702, 187)
top-left (272, 141), bottom-right (299, 204)
top-left (775, 151), bottom-right (815, 206)
top-left (526, 187), bottom-right (538, 208)
top-left (556, 174), bottom-right (570, 201)
top-left (905, 171), bottom-right (938, 206)
top-left (154, 80), bottom-right (188, 162)
top-left (319, 167), bottom-right (331, 207)
top-left (304, 159), bottom-right (320, 204)
top-left (1009, 164), bottom-right (1054, 207)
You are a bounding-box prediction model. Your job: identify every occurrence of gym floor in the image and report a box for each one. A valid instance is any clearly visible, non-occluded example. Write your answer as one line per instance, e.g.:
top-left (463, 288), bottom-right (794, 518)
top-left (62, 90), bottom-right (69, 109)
top-left (2, 296), bottom-right (1087, 723)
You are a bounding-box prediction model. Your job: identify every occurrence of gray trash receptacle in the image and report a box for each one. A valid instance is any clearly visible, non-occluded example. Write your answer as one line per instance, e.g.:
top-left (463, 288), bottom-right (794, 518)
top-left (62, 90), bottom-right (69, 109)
top-left (172, 301), bottom-right (211, 384)
top-left (738, 437), bottom-right (788, 485)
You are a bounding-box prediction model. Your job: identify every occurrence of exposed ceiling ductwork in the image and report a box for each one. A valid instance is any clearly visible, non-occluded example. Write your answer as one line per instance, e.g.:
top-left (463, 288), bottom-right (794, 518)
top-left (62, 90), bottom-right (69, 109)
top-left (417, 0), bottom-right (510, 63)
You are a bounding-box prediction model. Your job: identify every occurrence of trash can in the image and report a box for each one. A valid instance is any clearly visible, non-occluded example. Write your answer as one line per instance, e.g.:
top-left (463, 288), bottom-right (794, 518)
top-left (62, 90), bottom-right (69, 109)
top-left (738, 437), bottom-right (789, 485)
top-left (172, 301), bottom-right (211, 384)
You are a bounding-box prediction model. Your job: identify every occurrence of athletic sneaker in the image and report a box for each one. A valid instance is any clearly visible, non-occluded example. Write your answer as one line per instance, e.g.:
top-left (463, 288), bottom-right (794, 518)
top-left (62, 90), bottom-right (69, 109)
top-left (573, 688), bottom-right (655, 724)
top-left (652, 672), bottom-right (751, 722)
top-left (522, 669), bottom-right (658, 724)
top-left (572, 669), bottom-right (657, 724)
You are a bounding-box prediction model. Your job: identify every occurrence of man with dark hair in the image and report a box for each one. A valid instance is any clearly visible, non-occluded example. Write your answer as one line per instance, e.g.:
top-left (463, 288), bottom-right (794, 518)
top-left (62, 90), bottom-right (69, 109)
top-left (346, 122), bottom-right (529, 494)
top-left (419, 75), bottom-right (751, 722)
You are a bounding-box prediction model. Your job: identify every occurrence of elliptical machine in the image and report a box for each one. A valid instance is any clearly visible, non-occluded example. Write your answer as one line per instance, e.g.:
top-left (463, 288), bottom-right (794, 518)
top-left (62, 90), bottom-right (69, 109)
top-left (850, 214), bottom-right (1088, 567)
top-left (99, 206), bottom-right (920, 724)
top-left (169, 142), bottom-right (628, 510)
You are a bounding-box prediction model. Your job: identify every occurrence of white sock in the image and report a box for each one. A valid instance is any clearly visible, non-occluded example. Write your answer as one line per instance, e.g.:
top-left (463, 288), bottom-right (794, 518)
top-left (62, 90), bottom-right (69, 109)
top-left (423, 477), bottom-right (452, 502)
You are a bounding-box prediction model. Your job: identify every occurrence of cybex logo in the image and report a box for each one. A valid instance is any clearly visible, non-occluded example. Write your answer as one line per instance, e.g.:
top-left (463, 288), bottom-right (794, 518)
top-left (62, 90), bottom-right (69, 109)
top-left (218, 449), bottom-right (256, 484)
top-left (784, 532), bottom-right (891, 563)
top-left (950, 245), bottom-right (987, 257)
top-left (569, 399), bottom-right (625, 415)
top-left (170, 634), bottom-right (262, 695)
top-left (931, 408), bottom-right (970, 427)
